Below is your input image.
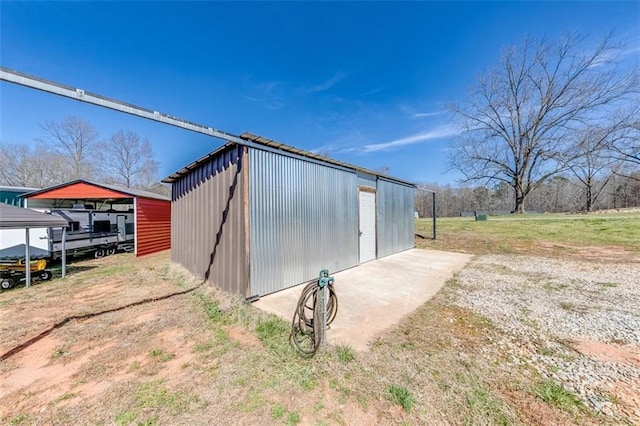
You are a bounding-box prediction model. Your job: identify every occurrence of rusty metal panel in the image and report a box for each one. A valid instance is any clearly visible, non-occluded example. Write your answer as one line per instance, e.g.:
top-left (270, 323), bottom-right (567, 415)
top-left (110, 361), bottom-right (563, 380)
top-left (171, 145), bottom-right (248, 295)
top-left (135, 197), bottom-right (171, 256)
top-left (248, 148), bottom-right (359, 296)
top-left (376, 179), bottom-right (416, 258)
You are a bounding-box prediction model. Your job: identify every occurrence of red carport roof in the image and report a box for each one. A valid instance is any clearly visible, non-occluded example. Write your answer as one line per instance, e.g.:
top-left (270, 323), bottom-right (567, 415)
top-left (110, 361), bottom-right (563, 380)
top-left (21, 179), bottom-right (170, 201)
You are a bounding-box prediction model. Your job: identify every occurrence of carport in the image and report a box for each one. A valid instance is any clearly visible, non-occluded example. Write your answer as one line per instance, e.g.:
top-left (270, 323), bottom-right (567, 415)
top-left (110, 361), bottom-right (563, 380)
top-left (22, 180), bottom-right (171, 257)
top-left (254, 248), bottom-right (473, 351)
top-left (0, 203), bottom-right (69, 286)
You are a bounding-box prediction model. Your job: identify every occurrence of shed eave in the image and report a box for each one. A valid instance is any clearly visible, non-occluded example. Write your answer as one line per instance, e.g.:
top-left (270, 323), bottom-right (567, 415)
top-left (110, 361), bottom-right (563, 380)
top-left (162, 142), bottom-right (236, 183)
top-left (162, 133), bottom-right (417, 188)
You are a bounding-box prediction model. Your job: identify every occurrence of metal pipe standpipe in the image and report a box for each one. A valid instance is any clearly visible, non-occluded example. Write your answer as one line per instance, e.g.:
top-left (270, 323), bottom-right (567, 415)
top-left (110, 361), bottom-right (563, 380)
top-left (290, 269), bottom-right (338, 356)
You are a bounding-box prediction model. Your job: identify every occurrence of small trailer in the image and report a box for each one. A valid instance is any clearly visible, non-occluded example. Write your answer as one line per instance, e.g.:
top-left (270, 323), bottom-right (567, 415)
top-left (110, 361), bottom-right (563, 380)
top-left (48, 208), bottom-right (135, 259)
top-left (18, 179), bottom-right (172, 258)
top-left (0, 207), bottom-right (135, 261)
top-left (0, 259), bottom-right (53, 290)
top-left (49, 226), bottom-right (119, 259)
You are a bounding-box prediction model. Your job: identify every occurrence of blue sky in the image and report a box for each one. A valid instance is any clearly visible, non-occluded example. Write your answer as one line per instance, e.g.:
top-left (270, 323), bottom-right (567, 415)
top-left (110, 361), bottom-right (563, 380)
top-left (1, 2), bottom-right (638, 184)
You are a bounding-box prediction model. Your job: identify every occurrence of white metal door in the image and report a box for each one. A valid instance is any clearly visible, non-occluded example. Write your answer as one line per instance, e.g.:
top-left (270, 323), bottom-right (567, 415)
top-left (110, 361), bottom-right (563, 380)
top-left (359, 190), bottom-right (376, 263)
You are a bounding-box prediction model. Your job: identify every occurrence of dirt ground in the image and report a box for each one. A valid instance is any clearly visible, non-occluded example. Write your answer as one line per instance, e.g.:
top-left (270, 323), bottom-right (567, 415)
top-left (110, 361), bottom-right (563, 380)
top-left (0, 252), bottom-right (391, 425)
top-left (0, 253), bottom-right (210, 422)
top-left (1, 249), bottom-right (637, 425)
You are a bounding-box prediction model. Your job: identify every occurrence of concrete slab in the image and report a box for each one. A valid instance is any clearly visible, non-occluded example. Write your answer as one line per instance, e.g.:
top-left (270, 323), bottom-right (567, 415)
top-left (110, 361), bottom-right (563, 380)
top-left (253, 248), bottom-right (473, 351)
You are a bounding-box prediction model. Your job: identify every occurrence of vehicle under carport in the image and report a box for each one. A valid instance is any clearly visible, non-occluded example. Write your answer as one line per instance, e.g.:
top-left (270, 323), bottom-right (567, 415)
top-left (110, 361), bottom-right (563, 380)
top-left (0, 203), bottom-right (69, 288)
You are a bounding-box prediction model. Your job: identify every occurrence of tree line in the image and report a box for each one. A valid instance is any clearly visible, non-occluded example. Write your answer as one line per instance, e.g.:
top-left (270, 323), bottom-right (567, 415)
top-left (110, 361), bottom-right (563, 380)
top-left (0, 116), bottom-right (168, 195)
top-left (416, 172), bottom-right (640, 218)
top-left (449, 33), bottom-right (639, 213)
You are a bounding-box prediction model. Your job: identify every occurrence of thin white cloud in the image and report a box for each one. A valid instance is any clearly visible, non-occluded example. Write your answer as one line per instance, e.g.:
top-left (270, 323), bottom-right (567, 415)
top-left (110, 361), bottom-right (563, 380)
top-left (398, 103), bottom-right (448, 119)
top-left (242, 95), bottom-right (284, 110)
top-left (335, 147), bottom-right (358, 154)
top-left (588, 52), bottom-right (616, 68)
top-left (242, 79), bottom-right (288, 110)
top-left (413, 110), bottom-right (446, 118)
top-left (358, 87), bottom-right (387, 97)
top-left (361, 126), bottom-right (459, 153)
top-left (302, 72), bottom-right (348, 93)
top-left (588, 45), bottom-right (640, 68)
top-left (622, 46), bottom-right (640, 57)
top-left (309, 144), bottom-right (335, 155)
top-left (258, 81), bottom-right (281, 94)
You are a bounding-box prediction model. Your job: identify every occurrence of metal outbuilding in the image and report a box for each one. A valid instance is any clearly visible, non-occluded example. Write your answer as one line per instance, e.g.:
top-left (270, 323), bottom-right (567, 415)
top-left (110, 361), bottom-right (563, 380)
top-left (163, 132), bottom-right (416, 298)
top-left (22, 180), bottom-right (171, 257)
top-left (1, 186), bottom-right (40, 207)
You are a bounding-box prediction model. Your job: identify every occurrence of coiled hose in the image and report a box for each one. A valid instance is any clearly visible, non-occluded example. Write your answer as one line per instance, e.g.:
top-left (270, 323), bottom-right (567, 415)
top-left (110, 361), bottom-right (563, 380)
top-left (290, 278), bottom-right (338, 356)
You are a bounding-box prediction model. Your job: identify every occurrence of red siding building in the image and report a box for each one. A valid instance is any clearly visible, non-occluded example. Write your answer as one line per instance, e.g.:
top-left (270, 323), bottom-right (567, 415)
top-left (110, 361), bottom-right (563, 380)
top-left (135, 197), bottom-right (171, 256)
top-left (23, 180), bottom-right (171, 257)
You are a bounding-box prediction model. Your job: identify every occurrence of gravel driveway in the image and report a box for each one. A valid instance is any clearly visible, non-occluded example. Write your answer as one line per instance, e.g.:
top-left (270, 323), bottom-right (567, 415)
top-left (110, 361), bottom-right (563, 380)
top-left (452, 255), bottom-right (640, 423)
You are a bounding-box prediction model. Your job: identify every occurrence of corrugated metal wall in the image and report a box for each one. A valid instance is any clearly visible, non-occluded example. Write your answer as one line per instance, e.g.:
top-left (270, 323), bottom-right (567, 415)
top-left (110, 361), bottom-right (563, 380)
top-left (171, 146), bottom-right (249, 295)
top-left (249, 148), bottom-right (359, 296)
top-left (376, 179), bottom-right (416, 258)
top-left (135, 197), bottom-right (171, 256)
top-left (1, 189), bottom-right (30, 207)
top-left (357, 171), bottom-right (377, 189)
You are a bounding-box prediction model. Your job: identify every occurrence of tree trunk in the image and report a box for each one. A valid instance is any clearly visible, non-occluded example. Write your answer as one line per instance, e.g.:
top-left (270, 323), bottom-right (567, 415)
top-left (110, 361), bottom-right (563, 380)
top-left (514, 186), bottom-right (526, 214)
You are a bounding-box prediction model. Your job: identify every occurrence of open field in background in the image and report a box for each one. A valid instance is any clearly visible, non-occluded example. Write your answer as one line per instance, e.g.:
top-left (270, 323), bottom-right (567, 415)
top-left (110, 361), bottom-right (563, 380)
top-left (0, 213), bottom-right (638, 425)
top-left (416, 212), bottom-right (640, 261)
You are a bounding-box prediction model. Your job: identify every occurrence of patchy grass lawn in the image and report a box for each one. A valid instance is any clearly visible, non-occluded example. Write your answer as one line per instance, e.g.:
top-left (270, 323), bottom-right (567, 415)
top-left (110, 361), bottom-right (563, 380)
top-left (0, 252), bottom-right (423, 424)
top-left (416, 212), bottom-right (640, 261)
top-left (2, 211), bottom-right (638, 424)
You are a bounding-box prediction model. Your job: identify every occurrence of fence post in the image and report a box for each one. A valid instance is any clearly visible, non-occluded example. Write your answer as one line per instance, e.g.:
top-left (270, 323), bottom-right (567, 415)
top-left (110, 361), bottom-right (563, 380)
top-left (432, 192), bottom-right (437, 240)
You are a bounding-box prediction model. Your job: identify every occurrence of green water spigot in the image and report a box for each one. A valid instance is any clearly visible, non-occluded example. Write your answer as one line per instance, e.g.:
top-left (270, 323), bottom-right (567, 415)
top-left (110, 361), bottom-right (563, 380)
top-left (318, 269), bottom-right (334, 288)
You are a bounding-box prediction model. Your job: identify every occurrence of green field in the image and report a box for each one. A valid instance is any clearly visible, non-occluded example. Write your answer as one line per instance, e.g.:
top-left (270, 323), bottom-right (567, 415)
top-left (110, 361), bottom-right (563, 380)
top-left (416, 212), bottom-right (640, 256)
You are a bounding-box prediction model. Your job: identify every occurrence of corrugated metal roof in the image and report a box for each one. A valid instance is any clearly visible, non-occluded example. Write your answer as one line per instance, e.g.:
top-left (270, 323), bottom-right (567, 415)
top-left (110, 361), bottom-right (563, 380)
top-left (163, 143), bottom-right (234, 183)
top-left (0, 185), bottom-right (41, 192)
top-left (242, 132), bottom-right (408, 182)
top-left (162, 132), bottom-right (416, 186)
top-left (0, 203), bottom-right (68, 229)
top-left (21, 179), bottom-right (170, 201)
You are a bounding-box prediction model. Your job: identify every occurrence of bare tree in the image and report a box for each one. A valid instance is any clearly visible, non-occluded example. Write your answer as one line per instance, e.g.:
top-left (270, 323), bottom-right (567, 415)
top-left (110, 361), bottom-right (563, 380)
top-left (567, 126), bottom-right (619, 212)
top-left (0, 142), bottom-right (68, 187)
top-left (38, 116), bottom-right (99, 179)
top-left (0, 144), bottom-right (32, 186)
top-left (2, 123), bottom-right (161, 191)
top-left (374, 165), bottom-right (391, 175)
top-left (450, 33), bottom-right (639, 213)
top-left (414, 175), bottom-right (640, 218)
top-left (98, 130), bottom-right (159, 188)
top-left (31, 146), bottom-right (70, 187)
top-left (607, 114), bottom-right (640, 181)
top-left (146, 182), bottom-right (172, 198)
top-left (315, 149), bottom-right (334, 159)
